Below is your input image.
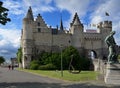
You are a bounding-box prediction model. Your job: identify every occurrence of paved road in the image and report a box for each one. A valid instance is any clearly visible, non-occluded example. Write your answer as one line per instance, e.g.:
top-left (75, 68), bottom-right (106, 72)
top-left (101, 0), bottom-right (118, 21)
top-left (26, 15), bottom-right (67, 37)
top-left (0, 67), bottom-right (120, 88)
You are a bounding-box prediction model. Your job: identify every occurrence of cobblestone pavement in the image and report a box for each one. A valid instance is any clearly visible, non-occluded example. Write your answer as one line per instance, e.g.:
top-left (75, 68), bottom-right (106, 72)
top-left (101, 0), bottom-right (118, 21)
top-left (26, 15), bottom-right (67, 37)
top-left (0, 67), bottom-right (120, 88)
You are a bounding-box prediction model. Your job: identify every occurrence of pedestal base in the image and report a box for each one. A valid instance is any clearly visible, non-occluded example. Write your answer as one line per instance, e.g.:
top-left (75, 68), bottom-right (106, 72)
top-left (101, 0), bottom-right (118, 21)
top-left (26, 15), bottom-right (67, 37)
top-left (105, 63), bottom-right (120, 85)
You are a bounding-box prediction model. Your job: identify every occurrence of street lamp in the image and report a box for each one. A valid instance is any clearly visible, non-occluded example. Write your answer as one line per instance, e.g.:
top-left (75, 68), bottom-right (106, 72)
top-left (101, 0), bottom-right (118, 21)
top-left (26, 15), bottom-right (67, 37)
top-left (60, 44), bottom-right (63, 77)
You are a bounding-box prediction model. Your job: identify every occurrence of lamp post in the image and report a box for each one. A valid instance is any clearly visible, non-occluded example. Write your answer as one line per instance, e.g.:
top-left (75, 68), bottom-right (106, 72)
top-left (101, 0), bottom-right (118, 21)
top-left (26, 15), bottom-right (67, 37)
top-left (60, 44), bottom-right (63, 77)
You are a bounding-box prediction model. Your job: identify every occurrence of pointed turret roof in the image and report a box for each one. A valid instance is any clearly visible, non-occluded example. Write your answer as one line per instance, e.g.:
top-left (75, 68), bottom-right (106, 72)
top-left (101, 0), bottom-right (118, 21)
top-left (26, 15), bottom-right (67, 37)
top-left (60, 18), bottom-right (64, 30)
top-left (72, 12), bottom-right (81, 25)
top-left (26, 6), bottom-right (34, 20)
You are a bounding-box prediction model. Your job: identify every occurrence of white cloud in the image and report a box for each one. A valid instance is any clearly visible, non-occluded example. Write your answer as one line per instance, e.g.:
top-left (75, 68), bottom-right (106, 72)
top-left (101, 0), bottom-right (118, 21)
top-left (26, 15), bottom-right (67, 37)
top-left (90, 0), bottom-right (120, 23)
top-left (54, 0), bottom-right (90, 16)
top-left (0, 28), bottom-right (20, 47)
top-left (90, 0), bottom-right (120, 45)
top-left (41, 6), bottom-right (55, 12)
top-left (3, 0), bottom-right (24, 15)
top-left (53, 0), bottom-right (90, 29)
top-left (0, 28), bottom-right (21, 59)
top-left (22, 0), bottom-right (55, 13)
top-left (2, 0), bottom-right (55, 16)
top-left (113, 22), bottom-right (120, 45)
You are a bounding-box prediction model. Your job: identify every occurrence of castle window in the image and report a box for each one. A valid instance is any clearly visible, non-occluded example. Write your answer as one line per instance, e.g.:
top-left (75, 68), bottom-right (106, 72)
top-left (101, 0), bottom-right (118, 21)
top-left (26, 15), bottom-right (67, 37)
top-left (52, 28), bottom-right (58, 34)
top-left (36, 49), bottom-right (39, 54)
top-left (38, 28), bottom-right (41, 32)
top-left (38, 22), bottom-right (40, 26)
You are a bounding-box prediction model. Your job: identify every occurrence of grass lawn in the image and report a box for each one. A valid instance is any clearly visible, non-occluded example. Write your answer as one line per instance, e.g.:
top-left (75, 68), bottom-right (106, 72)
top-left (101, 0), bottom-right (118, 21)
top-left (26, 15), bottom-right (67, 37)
top-left (17, 69), bottom-right (99, 82)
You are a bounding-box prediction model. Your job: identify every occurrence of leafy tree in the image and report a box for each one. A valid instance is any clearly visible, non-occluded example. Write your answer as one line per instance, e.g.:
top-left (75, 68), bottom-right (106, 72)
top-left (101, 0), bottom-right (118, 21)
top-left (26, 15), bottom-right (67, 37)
top-left (0, 56), bottom-right (5, 65)
top-left (118, 55), bottom-right (120, 59)
top-left (62, 46), bottom-right (82, 70)
top-left (29, 46), bottom-right (91, 70)
top-left (0, 1), bottom-right (11, 25)
top-left (38, 52), bottom-right (51, 65)
top-left (62, 46), bottom-right (91, 70)
top-left (118, 55), bottom-right (120, 62)
top-left (16, 47), bottom-right (22, 63)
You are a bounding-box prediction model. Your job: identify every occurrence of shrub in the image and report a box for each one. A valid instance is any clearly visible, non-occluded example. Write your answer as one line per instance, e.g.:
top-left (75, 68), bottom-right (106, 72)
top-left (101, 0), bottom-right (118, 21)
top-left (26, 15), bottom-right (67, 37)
top-left (30, 60), bottom-right (39, 70)
top-left (38, 63), bottom-right (56, 70)
top-left (30, 46), bottom-right (91, 70)
top-left (30, 64), bottom-right (39, 70)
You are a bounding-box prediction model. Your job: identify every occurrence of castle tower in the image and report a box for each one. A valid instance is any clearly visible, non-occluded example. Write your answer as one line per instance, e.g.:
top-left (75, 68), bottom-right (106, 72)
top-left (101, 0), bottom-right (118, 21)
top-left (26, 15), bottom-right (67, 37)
top-left (97, 21), bottom-right (112, 35)
top-left (97, 21), bottom-right (112, 46)
top-left (70, 12), bottom-right (84, 48)
top-left (26, 6), bottom-right (34, 21)
top-left (22, 6), bottom-right (34, 68)
top-left (70, 12), bottom-right (83, 34)
top-left (97, 21), bottom-right (112, 57)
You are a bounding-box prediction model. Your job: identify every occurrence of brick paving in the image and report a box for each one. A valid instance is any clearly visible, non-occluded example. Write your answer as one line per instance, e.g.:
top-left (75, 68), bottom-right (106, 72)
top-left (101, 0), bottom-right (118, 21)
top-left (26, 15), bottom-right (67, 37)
top-left (0, 67), bottom-right (120, 88)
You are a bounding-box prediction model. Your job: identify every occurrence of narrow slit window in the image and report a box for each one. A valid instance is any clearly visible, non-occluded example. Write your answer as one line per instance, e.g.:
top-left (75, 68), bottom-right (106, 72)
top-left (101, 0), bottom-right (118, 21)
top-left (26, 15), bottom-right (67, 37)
top-left (38, 28), bottom-right (41, 32)
top-left (38, 22), bottom-right (40, 26)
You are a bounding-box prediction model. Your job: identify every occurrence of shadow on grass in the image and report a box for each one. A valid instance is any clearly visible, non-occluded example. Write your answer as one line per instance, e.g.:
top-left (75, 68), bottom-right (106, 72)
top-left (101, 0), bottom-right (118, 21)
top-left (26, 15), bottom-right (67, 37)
top-left (0, 82), bottom-right (120, 88)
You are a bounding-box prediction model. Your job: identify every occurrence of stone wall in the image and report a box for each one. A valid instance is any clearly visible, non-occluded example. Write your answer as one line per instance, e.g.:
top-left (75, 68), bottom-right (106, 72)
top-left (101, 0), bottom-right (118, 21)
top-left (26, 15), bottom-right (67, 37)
top-left (21, 7), bottom-right (112, 68)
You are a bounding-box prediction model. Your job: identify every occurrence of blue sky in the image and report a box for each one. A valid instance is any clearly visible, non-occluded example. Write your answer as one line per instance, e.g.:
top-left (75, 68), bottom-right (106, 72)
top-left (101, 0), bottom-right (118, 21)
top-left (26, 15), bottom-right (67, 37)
top-left (0, 0), bottom-right (120, 62)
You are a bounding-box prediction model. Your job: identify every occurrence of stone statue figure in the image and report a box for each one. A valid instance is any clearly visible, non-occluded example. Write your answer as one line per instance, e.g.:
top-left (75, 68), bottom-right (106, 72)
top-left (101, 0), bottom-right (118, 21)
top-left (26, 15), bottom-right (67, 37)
top-left (105, 31), bottom-right (118, 63)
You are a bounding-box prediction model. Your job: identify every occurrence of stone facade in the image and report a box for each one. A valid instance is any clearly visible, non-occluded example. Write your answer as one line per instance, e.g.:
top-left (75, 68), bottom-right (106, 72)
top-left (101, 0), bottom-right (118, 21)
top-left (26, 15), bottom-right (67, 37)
top-left (21, 7), bottom-right (112, 68)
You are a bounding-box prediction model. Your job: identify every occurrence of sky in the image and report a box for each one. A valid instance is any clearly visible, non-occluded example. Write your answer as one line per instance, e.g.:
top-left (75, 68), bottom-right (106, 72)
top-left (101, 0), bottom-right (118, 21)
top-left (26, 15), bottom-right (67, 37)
top-left (0, 0), bottom-right (120, 62)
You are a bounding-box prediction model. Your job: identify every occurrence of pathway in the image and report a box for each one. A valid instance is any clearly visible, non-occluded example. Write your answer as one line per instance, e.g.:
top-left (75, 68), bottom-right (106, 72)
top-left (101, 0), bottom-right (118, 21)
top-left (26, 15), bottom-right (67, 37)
top-left (0, 67), bottom-right (119, 88)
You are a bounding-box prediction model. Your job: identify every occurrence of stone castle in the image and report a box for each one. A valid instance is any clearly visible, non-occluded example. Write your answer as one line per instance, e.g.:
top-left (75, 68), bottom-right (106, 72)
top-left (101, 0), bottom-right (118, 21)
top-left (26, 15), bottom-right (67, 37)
top-left (21, 7), bottom-right (112, 68)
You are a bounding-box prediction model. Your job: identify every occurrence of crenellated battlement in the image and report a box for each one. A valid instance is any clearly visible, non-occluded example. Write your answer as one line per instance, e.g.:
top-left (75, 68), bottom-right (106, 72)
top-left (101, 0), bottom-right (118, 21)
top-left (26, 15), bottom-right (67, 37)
top-left (97, 21), bottom-right (112, 28)
top-left (102, 21), bottom-right (112, 28)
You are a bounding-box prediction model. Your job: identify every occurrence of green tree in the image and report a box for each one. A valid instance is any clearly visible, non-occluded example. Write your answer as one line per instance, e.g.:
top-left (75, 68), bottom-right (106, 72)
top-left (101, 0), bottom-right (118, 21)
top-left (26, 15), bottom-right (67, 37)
top-left (16, 47), bottom-right (22, 63)
top-left (62, 46), bottom-right (91, 70)
top-left (62, 46), bottom-right (81, 70)
top-left (118, 55), bottom-right (120, 62)
top-left (0, 56), bottom-right (5, 65)
top-left (48, 53), bottom-right (61, 69)
top-left (0, 1), bottom-right (11, 25)
top-left (29, 46), bottom-right (91, 70)
top-left (38, 52), bottom-right (51, 65)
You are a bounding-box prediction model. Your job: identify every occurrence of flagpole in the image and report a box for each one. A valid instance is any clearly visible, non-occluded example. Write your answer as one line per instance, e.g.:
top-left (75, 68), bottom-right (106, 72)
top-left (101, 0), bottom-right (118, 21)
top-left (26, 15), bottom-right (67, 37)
top-left (105, 12), bottom-right (110, 21)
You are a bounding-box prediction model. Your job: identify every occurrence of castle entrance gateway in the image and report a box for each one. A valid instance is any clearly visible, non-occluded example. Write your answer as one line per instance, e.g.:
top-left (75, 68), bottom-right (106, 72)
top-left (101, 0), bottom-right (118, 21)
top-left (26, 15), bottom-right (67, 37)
top-left (85, 49), bottom-right (102, 59)
top-left (89, 50), bottom-right (97, 59)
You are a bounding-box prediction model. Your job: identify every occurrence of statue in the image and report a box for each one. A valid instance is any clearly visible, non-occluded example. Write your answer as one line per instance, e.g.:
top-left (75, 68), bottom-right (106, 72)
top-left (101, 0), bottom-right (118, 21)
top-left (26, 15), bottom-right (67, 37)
top-left (105, 31), bottom-right (118, 63)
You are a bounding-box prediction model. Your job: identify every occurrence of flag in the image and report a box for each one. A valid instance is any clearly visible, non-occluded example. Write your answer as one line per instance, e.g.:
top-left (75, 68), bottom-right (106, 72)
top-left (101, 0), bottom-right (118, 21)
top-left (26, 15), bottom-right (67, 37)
top-left (105, 12), bottom-right (109, 16)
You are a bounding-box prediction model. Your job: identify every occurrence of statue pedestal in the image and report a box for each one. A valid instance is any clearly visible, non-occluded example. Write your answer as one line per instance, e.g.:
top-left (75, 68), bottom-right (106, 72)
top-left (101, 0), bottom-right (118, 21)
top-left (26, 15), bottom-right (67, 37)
top-left (105, 63), bottom-right (120, 85)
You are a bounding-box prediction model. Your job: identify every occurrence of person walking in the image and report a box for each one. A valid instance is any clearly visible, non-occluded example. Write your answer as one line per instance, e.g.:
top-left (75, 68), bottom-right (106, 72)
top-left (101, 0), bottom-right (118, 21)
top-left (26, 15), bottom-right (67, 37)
top-left (8, 65), bottom-right (11, 70)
